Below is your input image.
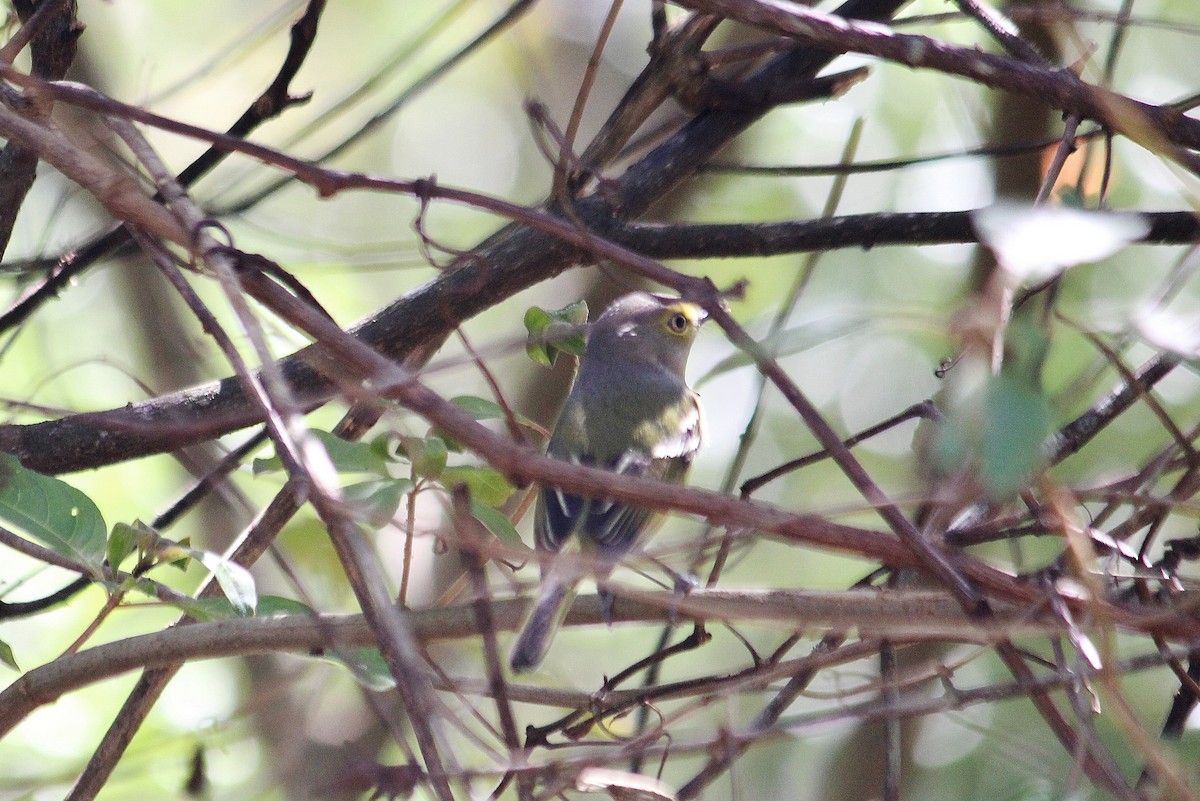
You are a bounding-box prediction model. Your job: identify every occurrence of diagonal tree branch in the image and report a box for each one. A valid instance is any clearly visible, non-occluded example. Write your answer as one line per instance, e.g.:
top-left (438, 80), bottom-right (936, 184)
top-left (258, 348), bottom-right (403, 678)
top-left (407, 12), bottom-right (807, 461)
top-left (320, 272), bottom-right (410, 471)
top-left (0, 0), bottom-right (913, 475)
top-left (0, 0), bottom-right (325, 333)
top-left (0, 0), bottom-right (81, 257)
top-left (676, 0), bottom-right (1200, 170)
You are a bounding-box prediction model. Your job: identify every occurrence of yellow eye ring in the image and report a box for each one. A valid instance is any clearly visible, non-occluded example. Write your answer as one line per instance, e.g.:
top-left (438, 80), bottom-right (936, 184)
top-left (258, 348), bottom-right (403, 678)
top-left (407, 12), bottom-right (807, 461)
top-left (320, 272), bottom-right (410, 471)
top-left (665, 311), bottom-right (690, 335)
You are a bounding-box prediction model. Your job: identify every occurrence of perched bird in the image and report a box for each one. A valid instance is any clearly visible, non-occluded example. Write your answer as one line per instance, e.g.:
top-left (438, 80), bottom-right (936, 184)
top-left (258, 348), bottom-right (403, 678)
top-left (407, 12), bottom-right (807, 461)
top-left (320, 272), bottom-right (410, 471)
top-left (510, 292), bottom-right (706, 672)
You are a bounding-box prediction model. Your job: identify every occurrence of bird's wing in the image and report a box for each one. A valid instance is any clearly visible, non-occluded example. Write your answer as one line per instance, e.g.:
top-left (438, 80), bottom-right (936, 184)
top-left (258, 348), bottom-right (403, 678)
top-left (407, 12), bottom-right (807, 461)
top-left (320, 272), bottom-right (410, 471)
top-left (584, 394), bottom-right (702, 559)
top-left (536, 392), bottom-right (702, 557)
top-left (534, 451), bottom-right (662, 555)
top-left (535, 465), bottom-right (587, 553)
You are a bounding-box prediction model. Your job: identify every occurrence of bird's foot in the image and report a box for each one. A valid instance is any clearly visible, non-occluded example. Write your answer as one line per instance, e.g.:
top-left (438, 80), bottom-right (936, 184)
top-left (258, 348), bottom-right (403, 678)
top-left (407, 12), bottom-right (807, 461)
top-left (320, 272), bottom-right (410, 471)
top-left (668, 573), bottom-right (698, 625)
top-left (600, 588), bottom-right (616, 627)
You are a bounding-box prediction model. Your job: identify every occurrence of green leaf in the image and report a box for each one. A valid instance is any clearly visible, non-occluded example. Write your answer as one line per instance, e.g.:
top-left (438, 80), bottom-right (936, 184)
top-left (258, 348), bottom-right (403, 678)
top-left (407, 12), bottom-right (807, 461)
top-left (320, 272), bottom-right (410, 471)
top-left (0, 454), bottom-right (106, 574)
top-left (399, 435), bottom-right (447, 480)
top-left (442, 466), bottom-right (515, 507)
top-left (470, 499), bottom-right (525, 547)
top-left (197, 551), bottom-right (257, 616)
top-left (256, 596), bottom-right (315, 617)
top-left (316, 430), bottom-right (394, 475)
top-left (108, 520), bottom-right (151, 570)
top-left (931, 354), bottom-right (1053, 501)
top-left (159, 536), bottom-right (194, 571)
top-left (523, 306), bottom-right (553, 366)
top-left (0, 638), bottom-right (17, 670)
top-left (254, 430), bottom-right (391, 476)
top-left (929, 414), bottom-right (968, 481)
top-left (161, 594), bottom-right (311, 621)
top-left (432, 431), bottom-right (465, 454)
top-left (450, 395), bottom-right (534, 427)
top-left (134, 529), bottom-right (193, 570)
top-left (524, 301), bottom-right (588, 366)
top-left (252, 455), bottom-right (282, 474)
top-left (451, 395), bottom-right (507, 420)
top-left (162, 596), bottom-right (243, 621)
top-left (980, 373), bottom-right (1052, 500)
top-left (330, 647), bottom-right (395, 691)
top-left (434, 396), bottom-right (536, 453)
top-left (370, 431), bottom-right (402, 462)
top-left (344, 478), bottom-right (411, 528)
top-left (448, 395), bottom-right (539, 441)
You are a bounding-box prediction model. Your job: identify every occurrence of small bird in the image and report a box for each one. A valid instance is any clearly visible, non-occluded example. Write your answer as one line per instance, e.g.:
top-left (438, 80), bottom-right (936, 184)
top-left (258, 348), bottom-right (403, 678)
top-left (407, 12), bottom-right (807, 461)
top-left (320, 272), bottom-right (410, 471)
top-left (510, 292), bottom-right (706, 672)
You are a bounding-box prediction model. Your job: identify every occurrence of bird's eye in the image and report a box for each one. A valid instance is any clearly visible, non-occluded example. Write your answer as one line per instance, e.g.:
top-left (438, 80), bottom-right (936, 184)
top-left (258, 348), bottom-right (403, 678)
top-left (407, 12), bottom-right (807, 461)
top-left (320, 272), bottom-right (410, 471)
top-left (666, 312), bottom-right (689, 334)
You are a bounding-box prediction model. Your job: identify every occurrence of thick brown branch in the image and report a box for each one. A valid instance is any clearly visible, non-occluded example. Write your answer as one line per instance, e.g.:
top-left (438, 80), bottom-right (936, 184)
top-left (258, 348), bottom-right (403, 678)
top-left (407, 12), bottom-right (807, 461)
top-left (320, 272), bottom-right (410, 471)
top-left (6, 203), bottom-right (1193, 476)
top-left (676, 0), bottom-right (1200, 169)
top-left (0, 0), bottom-right (324, 334)
top-left (0, 0), bottom-right (915, 475)
top-left (0, 0), bottom-right (81, 256)
top-left (610, 210), bottom-right (1200, 258)
top-left (0, 587), bottom-right (1172, 737)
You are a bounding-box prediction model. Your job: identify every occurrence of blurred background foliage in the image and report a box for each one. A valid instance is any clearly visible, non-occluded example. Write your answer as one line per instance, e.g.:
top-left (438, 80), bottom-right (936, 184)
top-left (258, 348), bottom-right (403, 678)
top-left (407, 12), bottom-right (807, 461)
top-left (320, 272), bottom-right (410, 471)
top-left (2, 0), bottom-right (1200, 799)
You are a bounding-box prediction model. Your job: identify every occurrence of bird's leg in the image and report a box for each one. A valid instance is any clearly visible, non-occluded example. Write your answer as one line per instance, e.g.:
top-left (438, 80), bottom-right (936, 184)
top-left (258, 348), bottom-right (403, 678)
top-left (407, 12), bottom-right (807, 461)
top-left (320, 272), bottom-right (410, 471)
top-left (599, 586), bottom-right (616, 626)
top-left (637, 556), bottom-right (698, 625)
top-left (667, 571), bottom-right (698, 626)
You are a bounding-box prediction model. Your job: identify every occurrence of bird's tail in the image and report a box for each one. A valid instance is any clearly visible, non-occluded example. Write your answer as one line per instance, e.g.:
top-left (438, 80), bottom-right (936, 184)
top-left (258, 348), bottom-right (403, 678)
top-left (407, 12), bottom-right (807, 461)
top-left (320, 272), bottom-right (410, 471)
top-left (510, 577), bottom-right (577, 672)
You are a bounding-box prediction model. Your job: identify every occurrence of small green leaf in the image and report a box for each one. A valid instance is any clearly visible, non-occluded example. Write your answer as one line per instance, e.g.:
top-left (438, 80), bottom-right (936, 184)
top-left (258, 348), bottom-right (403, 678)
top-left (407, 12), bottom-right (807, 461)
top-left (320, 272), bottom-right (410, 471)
top-left (559, 299), bottom-right (590, 327)
top-left (980, 373), bottom-right (1052, 499)
top-left (161, 536), bottom-right (194, 571)
top-left (400, 435), bottom-right (448, 480)
top-left (344, 478), bottom-right (411, 528)
top-left (252, 455), bottom-right (282, 474)
top-left (929, 414), bottom-right (968, 481)
top-left (436, 397), bottom-right (519, 452)
top-left (163, 594), bottom-right (310, 621)
top-left (931, 336), bottom-right (1053, 502)
top-left (370, 431), bottom-right (402, 462)
top-left (448, 396), bottom-right (539, 441)
top-left (330, 647), bottom-right (396, 691)
top-left (447, 395), bottom-right (503, 422)
top-left (553, 326), bottom-right (587, 359)
top-left (254, 430), bottom-right (391, 476)
top-left (163, 596), bottom-right (243, 621)
top-left (0, 638), bottom-right (18, 670)
top-left (525, 301), bottom-right (588, 366)
top-left (523, 307), bottom-right (554, 366)
top-left (108, 520), bottom-right (150, 570)
top-left (470, 499), bottom-right (525, 547)
top-left (0, 454), bottom-right (106, 574)
top-left (442, 466), bottom-right (515, 507)
top-left (317, 430), bottom-right (393, 475)
top-left (432, 431), bottom-right (466, 454)
top-left (256, 596), bottom-right (315, 617)
top-left (451, 395), bottom-right (506, 420)
top-left (198, 551), bottom-right (257, 616)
